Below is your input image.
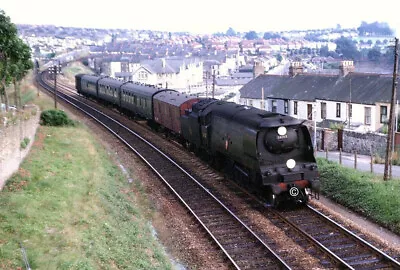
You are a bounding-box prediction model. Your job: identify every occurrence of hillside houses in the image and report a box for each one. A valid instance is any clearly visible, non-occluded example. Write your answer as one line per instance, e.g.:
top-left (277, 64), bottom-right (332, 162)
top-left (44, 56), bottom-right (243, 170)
top-left (239, 61), bottom-right (396, 133)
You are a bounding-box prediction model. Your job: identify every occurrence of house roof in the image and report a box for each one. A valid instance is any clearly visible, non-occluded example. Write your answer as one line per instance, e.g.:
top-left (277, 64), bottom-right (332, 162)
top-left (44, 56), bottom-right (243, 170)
top-left (239, 73), bottom-right (394, 105)
top-left (140, 58), bottom-right (201, 74)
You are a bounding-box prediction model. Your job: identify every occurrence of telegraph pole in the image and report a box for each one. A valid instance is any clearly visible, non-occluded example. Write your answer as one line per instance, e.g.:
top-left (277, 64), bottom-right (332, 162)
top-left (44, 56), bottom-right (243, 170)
top-left (48, 61), bottom-right (62, 109)
top-left (384, 37), bottom-right (399, 181)
top-left (212, 70), bottom-right (216, 99)
top-left (205, 71), bottom-right (208, 98)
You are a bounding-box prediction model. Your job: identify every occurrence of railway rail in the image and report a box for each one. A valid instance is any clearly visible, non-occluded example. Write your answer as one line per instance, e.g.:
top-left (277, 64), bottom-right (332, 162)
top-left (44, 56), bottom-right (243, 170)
top-left (269, 205), bottom-right (400, 269)
top-left (38, 72), bottom-right (291, 269)
top-left (38, 71), bottom-right (400, 269)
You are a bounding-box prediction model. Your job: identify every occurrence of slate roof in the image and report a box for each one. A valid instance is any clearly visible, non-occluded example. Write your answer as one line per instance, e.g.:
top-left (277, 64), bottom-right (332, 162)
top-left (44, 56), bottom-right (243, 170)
top-left (240, 73), bottom-right (395, 105)
top-left (140, 58), bottom-right (200, 74)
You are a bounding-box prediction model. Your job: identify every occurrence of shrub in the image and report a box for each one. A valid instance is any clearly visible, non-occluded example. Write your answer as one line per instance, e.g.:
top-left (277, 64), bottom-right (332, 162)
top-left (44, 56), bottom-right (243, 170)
top-left (40, 109), bottom-right (75, 126)
top-left (20, 137), bottom-right (30, 149)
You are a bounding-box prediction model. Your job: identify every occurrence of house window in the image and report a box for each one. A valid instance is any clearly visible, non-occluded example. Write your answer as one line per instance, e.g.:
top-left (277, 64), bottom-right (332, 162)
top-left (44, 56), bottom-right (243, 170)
top-left (321, 102), bottom-right (326, 119)
top-left (349, 104), bottom-right (352, 118)
top-left (138, 71), bottom-right (148, 80)
top-left (307, 104), bottom-right (313, 120)
top-left (380, 105), bottom-right (387, 123)
top-left (336, 103), bottom-right (341, 118)
top-left (365, 107), bottom-right (371, 125)
top-left (284, 100), bottom-right (288, 114)
top-left (294, 101), bottom-right (298, 115)
top-left (272, 100), bottom-right (277, 113)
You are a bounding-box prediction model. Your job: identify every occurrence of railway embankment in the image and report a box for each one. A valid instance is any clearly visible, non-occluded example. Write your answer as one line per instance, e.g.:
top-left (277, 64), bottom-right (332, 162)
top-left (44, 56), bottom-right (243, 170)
top-left (0, 106), bottom-right (40, 190)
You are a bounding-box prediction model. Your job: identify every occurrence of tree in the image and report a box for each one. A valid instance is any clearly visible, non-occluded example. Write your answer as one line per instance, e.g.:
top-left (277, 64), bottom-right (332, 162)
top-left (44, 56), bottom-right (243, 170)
top-left (244, 31), bottom-right (258, 40)
top-left (226, 27), bottom-right (236, 36)
top-left (263, 32), bottom-right (281, 40)
top-left (9, 38), bottom-right (33, 108)
top-left (0, 9), bottom-right (18, 110)
top-left (367, 47), bottom-right (381, 63)
top-left (335, 36), bottom-right (360, 60)
top-left (276, 53), bottom-right (283, 62)
top-left (0, 9), bottom-right (32, 111)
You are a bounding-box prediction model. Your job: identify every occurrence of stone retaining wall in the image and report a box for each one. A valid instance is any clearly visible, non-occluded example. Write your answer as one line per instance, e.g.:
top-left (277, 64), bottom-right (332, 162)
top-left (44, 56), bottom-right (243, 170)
top-left (316, 128), bottom-right (389, 156)
top-left (0, 107), bottom-right (40, 190)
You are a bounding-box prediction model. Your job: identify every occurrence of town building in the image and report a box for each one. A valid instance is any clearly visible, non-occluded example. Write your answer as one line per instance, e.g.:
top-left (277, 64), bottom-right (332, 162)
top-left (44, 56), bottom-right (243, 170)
top-left (239, 61), bottom-right (395, 133)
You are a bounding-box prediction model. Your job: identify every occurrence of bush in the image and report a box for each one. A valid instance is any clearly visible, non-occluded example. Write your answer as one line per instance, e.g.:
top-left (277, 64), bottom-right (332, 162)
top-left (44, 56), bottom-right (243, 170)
top-left (40, 109), bottom-right (75, 126)
top-left (20, 137), bottom-right (30, 149)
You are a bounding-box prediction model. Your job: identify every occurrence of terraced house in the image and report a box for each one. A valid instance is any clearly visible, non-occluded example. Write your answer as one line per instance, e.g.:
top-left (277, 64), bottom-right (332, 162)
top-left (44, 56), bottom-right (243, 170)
top-left (239, 61), bottom-right (396, 133)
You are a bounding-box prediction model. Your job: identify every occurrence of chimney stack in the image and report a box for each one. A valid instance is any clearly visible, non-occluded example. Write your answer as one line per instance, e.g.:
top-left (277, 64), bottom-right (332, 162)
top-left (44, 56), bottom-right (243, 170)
top-left (339, 60), bottom-right (354, 76)
top-left (289, 61), bottom-right (304, 77)
top-left (253, 61), bottom-right (265, 78)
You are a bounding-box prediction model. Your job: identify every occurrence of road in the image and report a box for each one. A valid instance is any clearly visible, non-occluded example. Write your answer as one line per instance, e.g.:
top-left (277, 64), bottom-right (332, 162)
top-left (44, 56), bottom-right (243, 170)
top-left (315, 150), bottom-right (400, 178)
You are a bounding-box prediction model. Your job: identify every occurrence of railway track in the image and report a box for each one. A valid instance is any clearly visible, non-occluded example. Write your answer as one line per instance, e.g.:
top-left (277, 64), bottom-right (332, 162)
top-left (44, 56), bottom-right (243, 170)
top-left (269, 205), bottom-right (400, 269)
top-left (38, 71), bottom-right (400, 269)
top-left (38, 72), bottom-right (291, 269)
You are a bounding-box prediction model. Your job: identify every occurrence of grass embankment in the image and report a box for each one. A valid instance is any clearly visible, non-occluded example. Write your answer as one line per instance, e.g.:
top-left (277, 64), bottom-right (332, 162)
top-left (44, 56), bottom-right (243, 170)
top-left (318, 158), bottom-right (400, 234)
top-left (0, 74), bottom-right (172, 269)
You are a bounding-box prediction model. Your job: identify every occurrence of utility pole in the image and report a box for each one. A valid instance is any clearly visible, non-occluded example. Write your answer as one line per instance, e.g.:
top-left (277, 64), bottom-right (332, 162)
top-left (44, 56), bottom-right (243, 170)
top-left (212, 69), bottom-right (216, 99)
top-left (205, 71), bottom-right (208, 98)
top-left (384, 37), bottom-right (399, 181)
top-left (48, 61), bottom-right (62, 109)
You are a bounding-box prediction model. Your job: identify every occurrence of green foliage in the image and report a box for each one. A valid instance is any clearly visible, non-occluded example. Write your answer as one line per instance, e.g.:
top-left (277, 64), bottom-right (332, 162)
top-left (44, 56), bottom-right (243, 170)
top-left (244, 30), bottom-right (258, 40)
top-left (357, 21), bottom-right (394, 36)
top-left (317, 158), bottom-right (400, 234)
top-left (226, 27), bottom-right (236, 36)
top-left (40, 109), bottom-right (75, 126)
top-left (335, 36), bottom-right (361, 60)
top-left (380, 124), bottom-right (388, 134)
top-left (329, 122), bottom-right (345, 130)
top-left (368, 47), bottom-right (382, 63)
top-left (263, 32), bottom-right (281, 40)
top-left (0, 126), bottom-right (172, 268)
top-left (20, 137), bottom-right (30, 149)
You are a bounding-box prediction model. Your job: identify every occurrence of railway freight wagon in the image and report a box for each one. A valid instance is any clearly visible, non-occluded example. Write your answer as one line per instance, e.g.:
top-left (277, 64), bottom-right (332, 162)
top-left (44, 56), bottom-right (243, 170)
top-left (153, 91), bottom-right (200, 134)
top-left (181, 100), bottom-right (320, 205)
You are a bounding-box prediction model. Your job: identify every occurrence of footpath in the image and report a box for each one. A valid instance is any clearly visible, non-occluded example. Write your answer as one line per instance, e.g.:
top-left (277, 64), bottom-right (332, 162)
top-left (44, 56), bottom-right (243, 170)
top-left (315, 150), bottom-right (400, 178)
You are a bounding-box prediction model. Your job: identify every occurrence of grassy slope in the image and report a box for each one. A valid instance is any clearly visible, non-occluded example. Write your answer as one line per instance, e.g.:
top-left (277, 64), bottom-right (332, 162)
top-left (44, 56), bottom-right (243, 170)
top-left (0, 74), bottom-right (172, 269)
top-left (318, 158), bottom-right (400, 234)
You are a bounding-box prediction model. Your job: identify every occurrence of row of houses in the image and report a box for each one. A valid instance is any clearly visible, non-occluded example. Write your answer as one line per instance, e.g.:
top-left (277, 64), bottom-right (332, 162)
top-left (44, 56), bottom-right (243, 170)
top-left (239, 61), bottom-right (396, 133)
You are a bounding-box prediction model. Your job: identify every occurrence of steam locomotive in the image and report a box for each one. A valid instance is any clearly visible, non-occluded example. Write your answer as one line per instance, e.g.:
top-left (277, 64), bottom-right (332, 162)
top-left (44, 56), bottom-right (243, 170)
top-left (75, 74), bottom-right (320, 206)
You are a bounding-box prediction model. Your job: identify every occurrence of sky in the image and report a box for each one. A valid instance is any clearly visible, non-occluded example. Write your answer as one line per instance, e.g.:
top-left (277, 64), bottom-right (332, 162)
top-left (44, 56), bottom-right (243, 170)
top-left (2, 0), bottom-right (400, 35)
